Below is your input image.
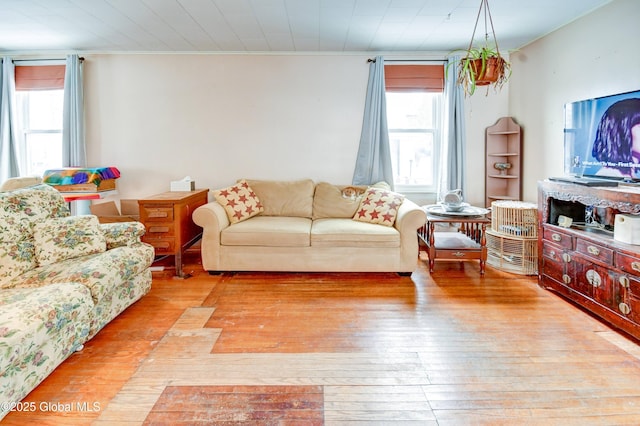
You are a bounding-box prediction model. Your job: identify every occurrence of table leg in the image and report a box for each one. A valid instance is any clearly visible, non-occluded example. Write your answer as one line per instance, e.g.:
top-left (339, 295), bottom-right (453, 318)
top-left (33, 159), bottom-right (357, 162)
top-left (174, 250), bottom-right (191, 279)
top-left (480, 223), bottom-right (487, 275)
top-left (428, 222), bottom-right (435, 273)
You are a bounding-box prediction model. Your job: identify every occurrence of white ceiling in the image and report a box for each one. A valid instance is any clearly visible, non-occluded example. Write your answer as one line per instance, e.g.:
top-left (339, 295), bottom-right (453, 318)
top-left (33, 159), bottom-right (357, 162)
top-left (0, 0), bottom-right (611, 54)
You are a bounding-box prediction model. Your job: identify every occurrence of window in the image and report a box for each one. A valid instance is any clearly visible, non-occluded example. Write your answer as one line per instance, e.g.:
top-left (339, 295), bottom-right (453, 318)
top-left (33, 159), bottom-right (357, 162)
top-left (14, 64), bottom-right (65, 177)
top-left (16, 90), bottom-right (64, 176)
top-left (387, 92), bottom-right (442, 192)
top-left (385, 64), bottom-right (444, 193)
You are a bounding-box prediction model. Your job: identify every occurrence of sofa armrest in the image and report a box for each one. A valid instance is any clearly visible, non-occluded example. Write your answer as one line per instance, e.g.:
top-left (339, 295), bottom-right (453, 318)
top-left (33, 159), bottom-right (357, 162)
top-left (100, 221), bottom-right (146, 249)
top-left (394, 199), bottom-right (426, 271)
top-left (395, 198), bottom-right (426, 234)
top-left (192, 201), bottom-right (230, 271)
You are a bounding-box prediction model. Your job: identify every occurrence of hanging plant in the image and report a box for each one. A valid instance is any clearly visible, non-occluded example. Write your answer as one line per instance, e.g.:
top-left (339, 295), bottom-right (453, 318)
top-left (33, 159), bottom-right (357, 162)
top-left (448, 0), bottom-right (512, 96)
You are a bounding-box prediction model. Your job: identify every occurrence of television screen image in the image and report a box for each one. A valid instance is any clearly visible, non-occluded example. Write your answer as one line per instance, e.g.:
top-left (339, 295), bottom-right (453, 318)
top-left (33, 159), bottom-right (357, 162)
top-left (564, 89), bottom-right (640, 181)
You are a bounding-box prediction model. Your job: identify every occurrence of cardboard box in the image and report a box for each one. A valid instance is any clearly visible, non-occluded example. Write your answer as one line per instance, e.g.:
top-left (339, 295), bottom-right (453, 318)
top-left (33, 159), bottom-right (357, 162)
top-left (170, 180), bottom-right (195, 191)
top-left (90, 200), bottom-right (140, 224)
top-left (56, 179), bottom-right (117, 192)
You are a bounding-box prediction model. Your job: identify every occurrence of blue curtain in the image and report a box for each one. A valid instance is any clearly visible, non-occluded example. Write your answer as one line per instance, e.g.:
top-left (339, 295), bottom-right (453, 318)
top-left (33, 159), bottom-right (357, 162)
top-left (0, 57), bottom-right (21, 183)
top-left (352, 56), bottom-right (394, 189)
top-left (62, 54), bottom-right (86, 167)
top-left (438, 55), bottom-right (466, 200)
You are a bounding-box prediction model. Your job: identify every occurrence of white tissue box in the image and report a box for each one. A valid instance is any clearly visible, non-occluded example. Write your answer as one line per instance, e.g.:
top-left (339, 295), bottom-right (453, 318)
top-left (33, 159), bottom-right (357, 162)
top-left (614, 214), bottom-right (640, 245)
top-left (170, 180), bottom-right (195, 191)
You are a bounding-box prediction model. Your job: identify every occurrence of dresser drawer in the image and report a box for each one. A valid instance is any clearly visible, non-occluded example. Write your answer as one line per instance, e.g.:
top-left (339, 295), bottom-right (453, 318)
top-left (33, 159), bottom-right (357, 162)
top-left (142, 206), bottom-right (174, 222)
top-left (575, 238), bottom-right (613, 264)
top-left (542, 241), bottom-right (564, 262)
top-left (616, 252), bottom-right (640, 277)
top-left (542, 256), bottom-right (566, 285)
top-left (543, 226), bottom-right (573, 250)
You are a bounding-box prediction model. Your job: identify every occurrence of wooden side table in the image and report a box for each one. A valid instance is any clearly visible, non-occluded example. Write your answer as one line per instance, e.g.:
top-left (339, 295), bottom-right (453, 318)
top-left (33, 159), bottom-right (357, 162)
top-left (138, 189), bottom-right (209, 278)
top-left (418, 209), bottom-right (491, 275)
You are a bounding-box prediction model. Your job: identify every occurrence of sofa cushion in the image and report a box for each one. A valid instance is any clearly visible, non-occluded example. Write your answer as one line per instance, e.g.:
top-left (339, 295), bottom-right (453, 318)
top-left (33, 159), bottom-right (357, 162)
top-left (311, 218), bottom-right (400, 248)
top-left (244, 179), bottom-right (314, 218)
top-left (353, 187), bottom-right (405, 227)
top-left (0, 184), bottom-right (70, 242)
top-left (33, 215), bottom-right (107, 266)
top-left (0, 212), bottom-right (36, 286)
top-left (221, 216), bottom-right (312, 247)
top-left (6, 242), bottom-right (155, 303)
top-left (312, 182), bottom-right (366, 219)
top-left (213, 180), bottom-right (264, 224)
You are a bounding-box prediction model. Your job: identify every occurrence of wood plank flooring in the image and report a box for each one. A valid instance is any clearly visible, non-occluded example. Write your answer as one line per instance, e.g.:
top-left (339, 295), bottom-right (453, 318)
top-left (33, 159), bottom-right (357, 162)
top-left (4, 250), bottom-right (640, 425)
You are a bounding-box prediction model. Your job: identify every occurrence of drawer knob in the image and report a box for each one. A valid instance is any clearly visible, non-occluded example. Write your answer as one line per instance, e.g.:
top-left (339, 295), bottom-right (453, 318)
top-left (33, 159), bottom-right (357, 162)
top-left (587, 245), bottom-right (600, 256)
top-left (551, 233), bottom-right (562, 242)
top-left (562, 274), bottom-right (571, 284)
top-left (633, 262), bottom-right (640, 273)
top-left (562, 253), bottom-right (572, 263)
top-left (586, 269), bottom-right (601, 287)
top-left (619, 302), bottom-right (631, 315)
top-left (453, 252), bottom-right (465, 258)
top-left (620, 276), bottom-right (630, 288)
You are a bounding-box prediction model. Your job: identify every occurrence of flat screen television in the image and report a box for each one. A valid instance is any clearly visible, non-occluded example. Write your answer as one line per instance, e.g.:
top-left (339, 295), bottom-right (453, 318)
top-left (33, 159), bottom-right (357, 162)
top-left (564, 89), bottom-right (640, 182)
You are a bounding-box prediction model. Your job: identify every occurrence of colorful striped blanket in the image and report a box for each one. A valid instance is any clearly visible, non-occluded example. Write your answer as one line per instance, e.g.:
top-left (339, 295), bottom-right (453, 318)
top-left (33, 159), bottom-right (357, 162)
top-left (43, 167), bottom-right (120, 186)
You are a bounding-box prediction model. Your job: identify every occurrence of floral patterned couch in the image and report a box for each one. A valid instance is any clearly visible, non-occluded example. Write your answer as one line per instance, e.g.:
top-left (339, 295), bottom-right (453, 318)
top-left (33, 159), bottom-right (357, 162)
top-left (0, 184), bottom-right (154, 419)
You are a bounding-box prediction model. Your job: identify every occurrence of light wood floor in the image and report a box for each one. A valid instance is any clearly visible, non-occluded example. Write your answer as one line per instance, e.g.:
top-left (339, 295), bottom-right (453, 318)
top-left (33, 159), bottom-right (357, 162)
top-left (5, 250), bottom-right (640, 425)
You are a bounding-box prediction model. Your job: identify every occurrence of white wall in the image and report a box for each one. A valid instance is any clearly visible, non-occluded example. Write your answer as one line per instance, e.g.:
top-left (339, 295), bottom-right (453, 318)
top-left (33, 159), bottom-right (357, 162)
top-left (510, 0), bottom-right (640, 202)
top-left (84, 54), bottom-right (371, 199)
top-left (83, 52), bottom-right (503, 206)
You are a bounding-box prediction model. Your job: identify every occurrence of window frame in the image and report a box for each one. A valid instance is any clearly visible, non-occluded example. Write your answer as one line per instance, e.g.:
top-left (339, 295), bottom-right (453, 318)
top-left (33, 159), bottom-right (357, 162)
top-left (384, 63), bottom-right (445, 194)
top-left (15, 89), bottom-right (64, 177)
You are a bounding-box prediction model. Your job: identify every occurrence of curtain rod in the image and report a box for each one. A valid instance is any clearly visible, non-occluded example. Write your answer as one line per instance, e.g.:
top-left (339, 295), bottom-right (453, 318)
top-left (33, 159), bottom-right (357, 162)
top-left (368, 58), bottom-right (444, 63)
top-left (13, 57), bottom-right (84, 65)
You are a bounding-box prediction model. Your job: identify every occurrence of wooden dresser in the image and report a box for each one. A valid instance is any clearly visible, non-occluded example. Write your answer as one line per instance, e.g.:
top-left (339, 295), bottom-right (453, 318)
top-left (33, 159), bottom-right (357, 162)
top-left (538, 180), bottom-right (640, 340)
top-left (138, 189), bottom-right (209, 277)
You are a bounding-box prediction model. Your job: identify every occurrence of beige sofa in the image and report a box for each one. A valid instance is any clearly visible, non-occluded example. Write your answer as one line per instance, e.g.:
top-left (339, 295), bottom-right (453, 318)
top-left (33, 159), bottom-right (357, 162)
top-left (0, 184), bottom-right (154, 419)
top-left (192, 179), bottom-right (426, 274)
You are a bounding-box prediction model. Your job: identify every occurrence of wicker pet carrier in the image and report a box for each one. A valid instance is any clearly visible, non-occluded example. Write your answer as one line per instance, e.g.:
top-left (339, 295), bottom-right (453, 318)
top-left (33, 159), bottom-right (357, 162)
top-left (487, 200), bottom-right (538, 275)
top-left (486, 230), bottom-right (538, 275)
top-left (491, 200), bottom-right (538, 237)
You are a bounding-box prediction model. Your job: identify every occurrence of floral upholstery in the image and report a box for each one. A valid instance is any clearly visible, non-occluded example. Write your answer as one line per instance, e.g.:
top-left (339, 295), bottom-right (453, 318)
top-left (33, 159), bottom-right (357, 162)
top-left (33, 215), bottom-right (107, 266)
top-left (0, 283), bottom-right (94, 418)
top-left (5, 243), bottom-right (154, 304)
top-left (0, 183), bottom-right (154, 419)
top-left (0, 184), bottom-right (71, 286)
top-left (100, 221), bottom-right (147, 249)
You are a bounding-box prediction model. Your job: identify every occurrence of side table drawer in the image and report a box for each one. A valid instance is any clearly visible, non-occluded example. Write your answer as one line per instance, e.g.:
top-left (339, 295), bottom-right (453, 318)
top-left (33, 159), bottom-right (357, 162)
top-left (144, 238), bottom-right (175, 255)
top-left (146, 223), bottom-right (175, 237)
top-left (142, 207), bottom-right (174, 222)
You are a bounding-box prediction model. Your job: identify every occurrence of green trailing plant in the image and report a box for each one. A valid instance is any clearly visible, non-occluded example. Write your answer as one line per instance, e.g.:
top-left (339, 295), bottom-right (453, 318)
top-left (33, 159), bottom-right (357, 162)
top-left (453, 46), bottom-right (511, 96)
top-left (446, 0), bottom-right (512, 96)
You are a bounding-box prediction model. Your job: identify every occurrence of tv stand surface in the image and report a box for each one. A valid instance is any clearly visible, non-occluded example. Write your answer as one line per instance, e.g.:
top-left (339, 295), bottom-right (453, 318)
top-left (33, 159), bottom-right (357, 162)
top-left (548, 176), bottom-right (620, 187)
top-left (538, 180), bottom-right (640, 340)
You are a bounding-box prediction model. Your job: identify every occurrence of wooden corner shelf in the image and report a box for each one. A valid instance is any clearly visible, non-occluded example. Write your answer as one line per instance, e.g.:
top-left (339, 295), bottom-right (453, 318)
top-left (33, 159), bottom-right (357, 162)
top-left (485, 117), bottom-right (522, 208)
